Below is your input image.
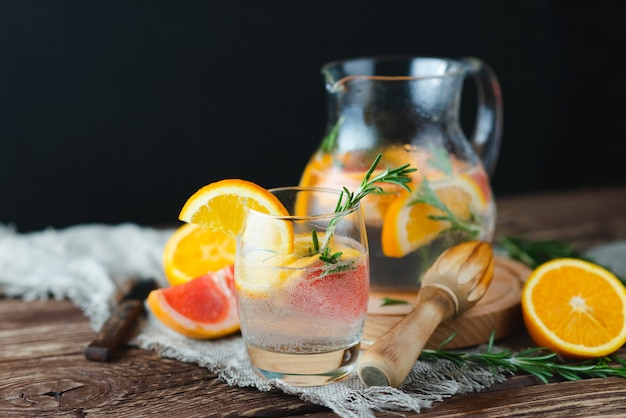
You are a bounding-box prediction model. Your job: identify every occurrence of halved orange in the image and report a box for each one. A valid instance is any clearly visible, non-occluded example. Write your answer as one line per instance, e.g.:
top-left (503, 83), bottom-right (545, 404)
top-left (522, 258), bottom-right (626, 359)
top-left (381, 174), bottom-right (488, 258)
top-left (179, 179), bottom-right (294, 254)
top-left (147, 264), bottom-right (239, 339)
top-left (162, 223), bottom-right (236, 287)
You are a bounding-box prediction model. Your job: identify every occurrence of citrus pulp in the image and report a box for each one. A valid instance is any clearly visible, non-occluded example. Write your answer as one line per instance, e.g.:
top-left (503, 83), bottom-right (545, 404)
top-left (147, 264), bottom-right (239, 339)
top-left (162, 223), bottom-right (236, 286)
top-left (522, 258), bottom-right (626, 359)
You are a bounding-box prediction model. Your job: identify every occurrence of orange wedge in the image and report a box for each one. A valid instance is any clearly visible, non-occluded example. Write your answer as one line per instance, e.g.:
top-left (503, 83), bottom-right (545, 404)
top-left (522, 258), bottom-right (626, 359)
top-left (147, 265), bottom-right (239, 339)
top-left (381, 174), bottom-right (488, 258)
top-left (162, 223), bottom-right (236, 286)
top-left (179, 179), bottom-right (294, 253)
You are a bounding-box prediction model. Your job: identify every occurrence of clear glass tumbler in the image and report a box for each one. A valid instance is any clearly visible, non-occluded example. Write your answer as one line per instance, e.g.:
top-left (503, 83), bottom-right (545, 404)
top-left (235, 186), bottom-right (369, 386)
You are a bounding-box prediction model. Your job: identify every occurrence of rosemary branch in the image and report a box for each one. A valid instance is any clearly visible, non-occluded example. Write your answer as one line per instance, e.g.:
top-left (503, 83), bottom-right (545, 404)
top-left (408, 177), bottom-right (483, 238)
top-left (420, 332), bottom-right (626, 384)
top-left (319, 153), bottom-right (416, 254)
top-left (498, 236), bottom-right (626, 285)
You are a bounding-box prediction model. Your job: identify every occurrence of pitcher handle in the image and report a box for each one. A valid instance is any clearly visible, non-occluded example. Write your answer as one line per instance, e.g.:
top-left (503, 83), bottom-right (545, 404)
top-left (461, 57), bottom-right (503, 177)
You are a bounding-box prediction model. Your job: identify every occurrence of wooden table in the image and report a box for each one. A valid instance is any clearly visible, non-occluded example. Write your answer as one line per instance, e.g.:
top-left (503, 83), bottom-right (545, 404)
top-left (2, 186), bottom-right (626, 417)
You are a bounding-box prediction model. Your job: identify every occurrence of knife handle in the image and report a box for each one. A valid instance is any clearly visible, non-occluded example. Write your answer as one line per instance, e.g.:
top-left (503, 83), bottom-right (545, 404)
top-left (85, 299), bottom-right (143, 362)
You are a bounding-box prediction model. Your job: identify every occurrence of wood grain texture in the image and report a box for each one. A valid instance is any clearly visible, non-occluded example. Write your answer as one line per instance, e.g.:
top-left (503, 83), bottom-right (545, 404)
top-left (0, 299), bottom-right (331, 417)
top-left (1, 186), bottom-right (626, 417)
top-left (418, 376), bottom-right (626, 417)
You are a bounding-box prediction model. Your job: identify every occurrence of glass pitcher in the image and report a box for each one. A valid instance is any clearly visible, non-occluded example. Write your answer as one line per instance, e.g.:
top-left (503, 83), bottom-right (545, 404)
top-left (299, 56), bottom-right (503, 292)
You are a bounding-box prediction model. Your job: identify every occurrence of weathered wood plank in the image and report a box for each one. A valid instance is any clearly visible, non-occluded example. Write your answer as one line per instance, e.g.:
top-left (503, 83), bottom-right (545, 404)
top-left (420, 377), bottom-right (626, 417)
top-left (0, 343), bottom-right (335, 417)
top-left (0, 298), bottom-right (336, 417)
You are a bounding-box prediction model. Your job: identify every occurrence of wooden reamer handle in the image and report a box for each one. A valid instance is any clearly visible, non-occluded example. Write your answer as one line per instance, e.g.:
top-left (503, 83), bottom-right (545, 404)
top-left (357, 286), bottom-right (457, 387)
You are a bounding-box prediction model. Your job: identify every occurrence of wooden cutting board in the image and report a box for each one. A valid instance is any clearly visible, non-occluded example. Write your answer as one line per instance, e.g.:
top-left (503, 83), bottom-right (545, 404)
top-left (361, 256), bottom-right (532, 350)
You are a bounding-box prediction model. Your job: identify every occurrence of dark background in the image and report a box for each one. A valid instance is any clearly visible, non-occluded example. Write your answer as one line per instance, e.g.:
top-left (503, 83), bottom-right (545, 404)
top-left (1, 1), bottom-right (625, 232)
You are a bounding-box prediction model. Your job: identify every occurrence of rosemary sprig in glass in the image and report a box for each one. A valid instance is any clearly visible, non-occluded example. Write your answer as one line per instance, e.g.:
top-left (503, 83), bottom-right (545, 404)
top-left (312, 153), bottom-right (417, 262)
top-left (420, 332), bottom-right (626, 384)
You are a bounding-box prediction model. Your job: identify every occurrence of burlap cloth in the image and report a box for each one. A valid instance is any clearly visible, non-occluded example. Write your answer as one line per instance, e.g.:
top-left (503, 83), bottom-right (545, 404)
top-left (2, 223), bottom-right (624, 417)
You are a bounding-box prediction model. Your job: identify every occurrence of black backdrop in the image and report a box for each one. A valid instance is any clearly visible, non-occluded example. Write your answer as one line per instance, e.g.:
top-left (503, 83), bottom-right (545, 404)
top-left (1, 1), bottom-right (625, 232)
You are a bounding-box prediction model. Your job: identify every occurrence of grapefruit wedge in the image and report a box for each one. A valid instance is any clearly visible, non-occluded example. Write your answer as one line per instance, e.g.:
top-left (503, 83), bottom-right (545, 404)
top-left (147, 265), bottom-right (239, 339)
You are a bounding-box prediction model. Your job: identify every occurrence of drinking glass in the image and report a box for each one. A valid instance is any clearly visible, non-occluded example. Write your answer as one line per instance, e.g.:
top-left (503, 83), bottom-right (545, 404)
top-left (235, 186), bottom-right (369, 386)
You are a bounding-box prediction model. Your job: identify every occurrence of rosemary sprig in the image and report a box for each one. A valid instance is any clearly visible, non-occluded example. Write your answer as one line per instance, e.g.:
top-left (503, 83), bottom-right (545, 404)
top-left (498, 236), bottom-right (626, 285)
top-left (408, 177), bottom-right (483, 238)
top-left (380, 297), bottom-right (410, 306)
top-left (427, 143), bottom-right (454, 176)
top-left (320, 117), bottom-right (343, 153)
top-left (318, 153), bottom-right (417, 260)
top-left (332, 153), bottom-right (416, 215)
top-left (498, 236), bottom-right (586, 268)
top-left (420, 332), bottom-right (626, 384)
top-left (400, 144), bottom-right (485, 240)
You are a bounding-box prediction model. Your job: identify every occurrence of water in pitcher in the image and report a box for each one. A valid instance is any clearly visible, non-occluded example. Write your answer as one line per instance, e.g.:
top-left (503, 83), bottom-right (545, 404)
top-left (300, 145), bottom-right (496, 292)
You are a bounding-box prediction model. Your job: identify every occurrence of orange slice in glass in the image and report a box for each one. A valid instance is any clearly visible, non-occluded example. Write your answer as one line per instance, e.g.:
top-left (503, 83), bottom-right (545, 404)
top-left (235, 232), bottom-right (321, 298)
top-left (522, 258), bottom-right (626, 359)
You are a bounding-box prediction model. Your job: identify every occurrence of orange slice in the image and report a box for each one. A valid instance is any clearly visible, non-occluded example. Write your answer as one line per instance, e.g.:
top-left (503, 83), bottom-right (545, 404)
top-left (179, 179), bottom-right (294, 253)
top-left (162, 223), bottom-right (236, 286)
top-left (381, 174), bottom-right (488, 258)
top-left (147, 265), bottom-right (239, 339)
top-left (235, 232), bottom-right (321, 298)
top-left (299, 152), bottom-right (335, 189)
top-left (522, 258), bottom-right (626, 359)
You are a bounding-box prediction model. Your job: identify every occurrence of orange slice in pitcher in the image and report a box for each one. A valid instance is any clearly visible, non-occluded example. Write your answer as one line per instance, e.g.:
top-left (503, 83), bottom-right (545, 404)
top-left (179, 179), bottom-right (294, 254)
top-left (522, 258), bottom-right (626, 359)
top-left (162, 223), bottom-right (236, 286)
top-left (381, 174), bottom-right (488, 258)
